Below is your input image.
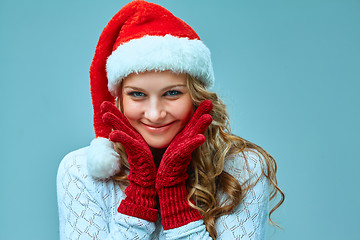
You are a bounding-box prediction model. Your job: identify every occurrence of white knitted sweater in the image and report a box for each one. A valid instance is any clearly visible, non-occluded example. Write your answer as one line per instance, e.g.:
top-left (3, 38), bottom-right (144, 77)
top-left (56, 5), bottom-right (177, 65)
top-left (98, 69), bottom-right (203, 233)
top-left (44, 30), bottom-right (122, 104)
top-left (57, 147), bottom-right (270, 239)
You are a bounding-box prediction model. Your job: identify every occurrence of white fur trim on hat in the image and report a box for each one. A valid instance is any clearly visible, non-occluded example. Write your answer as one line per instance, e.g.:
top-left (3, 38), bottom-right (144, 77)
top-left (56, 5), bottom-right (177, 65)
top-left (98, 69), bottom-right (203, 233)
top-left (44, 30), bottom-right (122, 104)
top-left (106, 34), bottom-right (214, 96)
top-left (87, 137), bottom-right (120, 179)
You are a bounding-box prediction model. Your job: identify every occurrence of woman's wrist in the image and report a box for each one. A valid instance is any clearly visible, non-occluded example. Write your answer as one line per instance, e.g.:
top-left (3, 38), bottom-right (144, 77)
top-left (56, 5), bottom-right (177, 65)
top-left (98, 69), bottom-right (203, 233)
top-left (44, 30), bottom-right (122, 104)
top-left (119, 182), bottom-right (158, 222)
top-left (157, 182), bottom-right (202, 230)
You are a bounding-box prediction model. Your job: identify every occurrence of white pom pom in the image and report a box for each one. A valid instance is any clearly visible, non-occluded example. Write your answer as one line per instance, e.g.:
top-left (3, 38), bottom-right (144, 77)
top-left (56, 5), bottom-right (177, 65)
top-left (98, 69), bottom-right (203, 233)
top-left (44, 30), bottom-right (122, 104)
top-left (87, 138), bottom-right (120, 179)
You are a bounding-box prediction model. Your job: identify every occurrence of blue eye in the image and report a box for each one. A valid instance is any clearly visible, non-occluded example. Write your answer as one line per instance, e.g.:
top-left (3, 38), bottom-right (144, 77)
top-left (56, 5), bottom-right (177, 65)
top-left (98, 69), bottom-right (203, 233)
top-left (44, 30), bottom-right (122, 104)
top-left (128, 91), bottom-right (145, 97)
top-left (164, 90), bottom-right (182, 97)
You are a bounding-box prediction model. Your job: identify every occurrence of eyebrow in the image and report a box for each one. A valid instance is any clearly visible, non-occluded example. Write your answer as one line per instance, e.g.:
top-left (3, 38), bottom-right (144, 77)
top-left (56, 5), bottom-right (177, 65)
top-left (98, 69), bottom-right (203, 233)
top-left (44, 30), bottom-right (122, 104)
top-left (123, 84), bottom-right (187, 92)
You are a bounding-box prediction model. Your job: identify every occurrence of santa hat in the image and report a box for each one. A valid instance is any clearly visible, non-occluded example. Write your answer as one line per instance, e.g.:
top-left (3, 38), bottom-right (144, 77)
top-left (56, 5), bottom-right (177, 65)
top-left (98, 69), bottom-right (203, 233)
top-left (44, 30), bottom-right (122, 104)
top-left (87, 0), bottom-right (215, 178)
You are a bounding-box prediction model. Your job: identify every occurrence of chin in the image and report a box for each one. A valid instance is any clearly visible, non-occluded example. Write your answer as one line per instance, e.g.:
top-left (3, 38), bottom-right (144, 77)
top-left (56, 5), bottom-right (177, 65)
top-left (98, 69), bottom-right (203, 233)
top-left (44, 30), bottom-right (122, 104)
top-left (144, 136), bottom-right (174, 149)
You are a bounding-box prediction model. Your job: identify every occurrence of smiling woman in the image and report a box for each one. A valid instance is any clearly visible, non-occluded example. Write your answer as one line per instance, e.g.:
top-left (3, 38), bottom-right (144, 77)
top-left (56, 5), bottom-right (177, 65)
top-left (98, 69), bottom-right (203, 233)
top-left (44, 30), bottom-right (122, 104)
top-left (56, 1), bottom-right (284, 239)
top-left (121, 71), bottom-right (194, 149)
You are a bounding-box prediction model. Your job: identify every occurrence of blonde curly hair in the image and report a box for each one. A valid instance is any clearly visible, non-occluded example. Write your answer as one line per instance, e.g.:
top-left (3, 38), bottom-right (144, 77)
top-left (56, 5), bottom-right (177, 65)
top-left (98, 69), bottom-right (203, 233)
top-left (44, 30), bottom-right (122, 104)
top-left (112, 74), bottom-right (284, 239)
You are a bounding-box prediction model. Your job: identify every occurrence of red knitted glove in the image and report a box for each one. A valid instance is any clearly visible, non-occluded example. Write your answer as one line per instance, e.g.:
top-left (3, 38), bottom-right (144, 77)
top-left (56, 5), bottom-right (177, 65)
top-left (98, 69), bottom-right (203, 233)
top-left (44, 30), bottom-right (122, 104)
top-left (156, 100), bottom-right (213, 229)
top-left (101, 101), bottom-right (158, 222)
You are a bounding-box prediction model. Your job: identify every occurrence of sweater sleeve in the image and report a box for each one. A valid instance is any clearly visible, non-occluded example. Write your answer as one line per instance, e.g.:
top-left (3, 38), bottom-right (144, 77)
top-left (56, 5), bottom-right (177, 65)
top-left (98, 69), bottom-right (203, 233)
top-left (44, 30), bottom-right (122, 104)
top-left (163, 149), bottom-right (271, 240)
top-left (56, 147), bottom-right (156, 240)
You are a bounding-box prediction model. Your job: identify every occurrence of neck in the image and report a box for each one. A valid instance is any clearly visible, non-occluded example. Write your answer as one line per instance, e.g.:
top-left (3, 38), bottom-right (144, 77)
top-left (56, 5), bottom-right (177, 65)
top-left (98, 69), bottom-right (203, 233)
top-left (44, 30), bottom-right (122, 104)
top-left (150, 147), bottom-right (166, 169)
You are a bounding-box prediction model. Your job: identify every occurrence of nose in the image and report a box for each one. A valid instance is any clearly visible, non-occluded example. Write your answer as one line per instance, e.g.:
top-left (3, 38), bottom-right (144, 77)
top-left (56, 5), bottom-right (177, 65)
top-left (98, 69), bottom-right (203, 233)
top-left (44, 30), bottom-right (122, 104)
top-left (144, 99), bottom-right (166, 123)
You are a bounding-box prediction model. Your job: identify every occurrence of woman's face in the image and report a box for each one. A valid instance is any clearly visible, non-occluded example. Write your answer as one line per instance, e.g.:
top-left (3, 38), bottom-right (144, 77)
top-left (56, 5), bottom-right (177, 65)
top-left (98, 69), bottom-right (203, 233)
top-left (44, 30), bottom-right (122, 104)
top-left (121, 71), bottom-right (194, 149)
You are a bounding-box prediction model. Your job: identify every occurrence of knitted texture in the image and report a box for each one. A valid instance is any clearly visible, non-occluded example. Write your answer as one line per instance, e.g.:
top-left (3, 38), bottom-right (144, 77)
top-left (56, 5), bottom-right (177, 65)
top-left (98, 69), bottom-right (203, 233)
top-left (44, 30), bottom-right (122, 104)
top-left (156, 100), bottom-right (213, 229)
top-left (57, 147), bottom-right (270, 239)
top-left (101, 101), bottom-right (158, 221)
top-left (157, 182), bottom-right (202, 229)
top-left (118, 183), bottom-right (157, 222)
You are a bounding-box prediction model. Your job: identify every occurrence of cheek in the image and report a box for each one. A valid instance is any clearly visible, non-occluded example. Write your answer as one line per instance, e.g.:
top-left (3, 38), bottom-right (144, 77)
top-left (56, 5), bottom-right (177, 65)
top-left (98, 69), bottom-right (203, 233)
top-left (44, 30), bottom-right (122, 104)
top-left (172, 99), bottom-right (195, 125)
top-left (122, 98), bottom-right (141, 122)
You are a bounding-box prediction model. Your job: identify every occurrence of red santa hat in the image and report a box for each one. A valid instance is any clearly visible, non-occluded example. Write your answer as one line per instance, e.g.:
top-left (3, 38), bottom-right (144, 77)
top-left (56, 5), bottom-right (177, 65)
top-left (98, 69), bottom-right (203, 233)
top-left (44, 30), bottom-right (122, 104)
top-left (87, 0), bottom-right (214, 178)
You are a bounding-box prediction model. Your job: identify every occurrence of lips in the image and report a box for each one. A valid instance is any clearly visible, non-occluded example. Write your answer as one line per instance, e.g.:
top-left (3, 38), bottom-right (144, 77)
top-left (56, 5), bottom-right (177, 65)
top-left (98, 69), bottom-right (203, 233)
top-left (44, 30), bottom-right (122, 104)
top-left (141, 121), bottom-right (175, 133)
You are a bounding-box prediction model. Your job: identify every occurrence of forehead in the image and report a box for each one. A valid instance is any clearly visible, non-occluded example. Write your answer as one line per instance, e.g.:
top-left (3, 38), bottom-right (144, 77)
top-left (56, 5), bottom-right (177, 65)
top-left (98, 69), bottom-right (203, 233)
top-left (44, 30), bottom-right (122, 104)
top-left (123, 71), bottom-right (187, 88)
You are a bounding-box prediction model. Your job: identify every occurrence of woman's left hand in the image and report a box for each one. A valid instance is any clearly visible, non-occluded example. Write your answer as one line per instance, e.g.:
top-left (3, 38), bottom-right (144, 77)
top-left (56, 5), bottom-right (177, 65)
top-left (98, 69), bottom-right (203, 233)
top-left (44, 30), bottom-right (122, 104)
top-left (155, 100), bottom-right (213, 230)
top-left (156, 100), bottom-right (213, 188)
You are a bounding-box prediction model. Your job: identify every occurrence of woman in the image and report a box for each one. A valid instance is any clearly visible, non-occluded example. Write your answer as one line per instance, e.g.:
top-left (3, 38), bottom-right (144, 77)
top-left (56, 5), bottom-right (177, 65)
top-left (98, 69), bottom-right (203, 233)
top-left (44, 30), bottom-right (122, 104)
top-left (57, 1), bottom-right (284, 239)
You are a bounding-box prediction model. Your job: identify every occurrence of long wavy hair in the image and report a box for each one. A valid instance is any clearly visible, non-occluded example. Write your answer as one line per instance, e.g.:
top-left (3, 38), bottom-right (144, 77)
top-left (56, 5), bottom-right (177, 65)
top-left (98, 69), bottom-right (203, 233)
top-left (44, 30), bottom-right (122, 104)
top-left (112, 74), bottom-right (284, 239)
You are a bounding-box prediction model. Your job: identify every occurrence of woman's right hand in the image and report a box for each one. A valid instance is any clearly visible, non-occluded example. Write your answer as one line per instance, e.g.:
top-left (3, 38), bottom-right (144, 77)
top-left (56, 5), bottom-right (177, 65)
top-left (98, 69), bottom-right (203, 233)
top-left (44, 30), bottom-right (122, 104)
top-left (101, 101), bottom-right (158, 222)
top-left (101, 101), bottom-right (157, 186)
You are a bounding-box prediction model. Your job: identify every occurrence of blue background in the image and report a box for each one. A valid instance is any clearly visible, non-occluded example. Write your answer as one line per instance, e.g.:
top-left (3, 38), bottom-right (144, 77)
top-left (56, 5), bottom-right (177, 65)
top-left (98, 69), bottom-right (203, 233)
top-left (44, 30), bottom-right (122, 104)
top-left (1, 0), bottom-right (359, 239)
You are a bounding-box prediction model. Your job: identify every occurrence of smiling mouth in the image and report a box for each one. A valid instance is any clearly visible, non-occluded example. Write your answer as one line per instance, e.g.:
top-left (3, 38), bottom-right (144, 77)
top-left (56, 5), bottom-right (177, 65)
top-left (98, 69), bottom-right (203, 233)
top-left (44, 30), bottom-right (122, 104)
top-left (140, 121), bottom-right (177, 134)
top-left (142, 122), bottom-right (174, 129)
